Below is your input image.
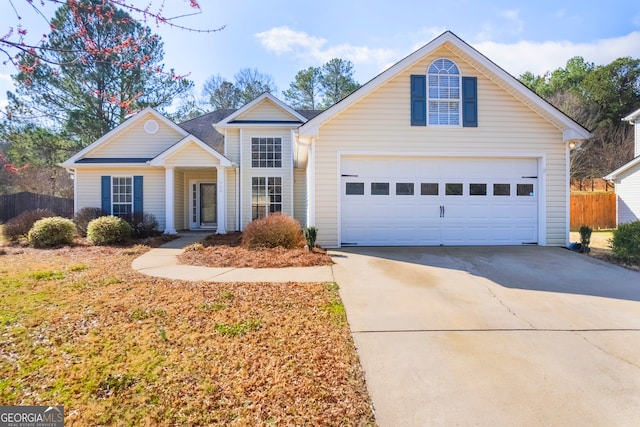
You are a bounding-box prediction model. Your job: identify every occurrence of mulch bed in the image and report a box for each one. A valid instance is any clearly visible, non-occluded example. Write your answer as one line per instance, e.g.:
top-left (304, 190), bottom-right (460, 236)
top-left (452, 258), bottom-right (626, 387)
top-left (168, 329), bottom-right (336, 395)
top-left (178, 232), bottom-right (334, 268)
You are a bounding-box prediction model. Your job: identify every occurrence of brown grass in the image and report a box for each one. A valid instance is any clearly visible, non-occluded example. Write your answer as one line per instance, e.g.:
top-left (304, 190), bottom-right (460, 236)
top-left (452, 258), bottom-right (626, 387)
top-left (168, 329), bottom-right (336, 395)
top-left (0, 244), bottom-right (374, 426)
top-left (570, 230), bottom-right (640, 271)
top-left (179, 233), bottom-right (334, 268)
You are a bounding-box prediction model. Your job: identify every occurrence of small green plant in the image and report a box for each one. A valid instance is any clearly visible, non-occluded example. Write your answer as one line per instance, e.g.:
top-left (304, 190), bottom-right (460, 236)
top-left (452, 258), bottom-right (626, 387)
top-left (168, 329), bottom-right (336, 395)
top-left (303, 226), bottom-right (318, 251)
top-left (130, 308), bottom-right (166, 321)
top-left (611, 221), bottom-right (640, 262)
top-left (220, 290), bottom-right (234, 299)
top-left (579, 225), bottom-right (592, 253)
top-left (158, 327), bottom-right (168, 342)
top-left (27, 216), bottom-right (76, 248)
top-left (87, 216), bottom-right (132, 245)
top-left (198, 301), bottom-right (227, 312)
top-left (97, 373), bottom-right (138, 397)
top-left (29, 270), bottom-right (65, 280)
top-left (242, 214), bottom-right (304, 250)
top-left (69, 264), bottom-right (89, 272)
top-left (214, 319), bottom-right (262, 337)
top-left (2, 209), bottom-right (55, 242)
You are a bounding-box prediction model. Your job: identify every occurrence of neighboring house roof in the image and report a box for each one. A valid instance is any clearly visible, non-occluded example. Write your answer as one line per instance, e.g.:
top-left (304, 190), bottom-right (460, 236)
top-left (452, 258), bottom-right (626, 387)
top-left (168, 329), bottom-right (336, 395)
top-left (298, 30), bottom-right (591, 142)
top-left (604, 156), bottom-right (640, 181)
top-left (623, 108), bottom-right (640, 122)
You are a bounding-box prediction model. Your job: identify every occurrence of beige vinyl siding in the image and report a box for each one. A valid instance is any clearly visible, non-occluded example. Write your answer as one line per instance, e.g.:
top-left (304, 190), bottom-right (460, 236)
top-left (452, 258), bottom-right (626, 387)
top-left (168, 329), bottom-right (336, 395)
top-left (240, 128), bottom-right (293, 229)
top-left (238, 99), bottom-right (299, 121)
top-left (74, 167), bottom-right (166, 230)
top-left (165, 141), bottom-right (223, 167)
top-left (616, 168), bottom-right (640, 224)
top-left (89, 113), bottom-right (184, 158)
top-left (174, 170), bottom-right (185, 230)
top-left (226, 168), bottom-right (237, 231)
top-left (225, 130), bottom-right (240, 163)
top-left (293, 168), bottom-right (307, 226)
top-left (313, 47), bottom-right (568, 247)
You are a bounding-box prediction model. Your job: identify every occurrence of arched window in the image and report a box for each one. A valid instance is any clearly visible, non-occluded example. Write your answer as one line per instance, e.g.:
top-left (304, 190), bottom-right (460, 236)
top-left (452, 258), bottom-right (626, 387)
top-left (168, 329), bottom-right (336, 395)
top-left (428, 58), bottom-right (460, 125)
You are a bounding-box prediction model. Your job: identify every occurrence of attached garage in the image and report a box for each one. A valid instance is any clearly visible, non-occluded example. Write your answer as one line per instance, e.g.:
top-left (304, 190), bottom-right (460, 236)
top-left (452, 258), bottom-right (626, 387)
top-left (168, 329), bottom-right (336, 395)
top-left (340, 156), bottom-right (539, 246)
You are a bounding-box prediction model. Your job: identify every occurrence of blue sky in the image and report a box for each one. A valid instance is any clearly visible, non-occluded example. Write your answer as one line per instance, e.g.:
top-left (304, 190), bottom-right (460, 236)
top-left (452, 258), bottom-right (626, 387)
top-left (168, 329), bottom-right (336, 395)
top-left (1, 0), bottom-right (640, 110)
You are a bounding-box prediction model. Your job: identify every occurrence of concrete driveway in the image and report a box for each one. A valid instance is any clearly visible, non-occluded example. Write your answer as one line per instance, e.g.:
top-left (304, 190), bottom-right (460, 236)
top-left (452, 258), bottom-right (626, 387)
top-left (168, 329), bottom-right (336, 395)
top-left (331, 246), bottom-right (640, 426)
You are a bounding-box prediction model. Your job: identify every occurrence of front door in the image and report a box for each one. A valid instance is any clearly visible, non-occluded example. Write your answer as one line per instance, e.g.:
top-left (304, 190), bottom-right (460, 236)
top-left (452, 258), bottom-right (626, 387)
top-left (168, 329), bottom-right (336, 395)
top-left (190, 181), bottom-right (216, 229)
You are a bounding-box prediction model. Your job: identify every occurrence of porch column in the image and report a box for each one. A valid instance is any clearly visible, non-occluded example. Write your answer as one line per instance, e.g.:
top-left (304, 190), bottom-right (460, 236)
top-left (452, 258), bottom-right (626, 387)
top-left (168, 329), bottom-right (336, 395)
top-left (164, 167), bottom-right (177, 234)
top-left (216, 166), bottom-right (227, 234)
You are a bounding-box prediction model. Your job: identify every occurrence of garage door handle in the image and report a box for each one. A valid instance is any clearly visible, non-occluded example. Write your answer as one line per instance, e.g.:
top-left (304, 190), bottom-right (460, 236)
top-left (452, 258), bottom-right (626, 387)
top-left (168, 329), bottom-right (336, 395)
top-left (440, 205), bottom-right (444, 217)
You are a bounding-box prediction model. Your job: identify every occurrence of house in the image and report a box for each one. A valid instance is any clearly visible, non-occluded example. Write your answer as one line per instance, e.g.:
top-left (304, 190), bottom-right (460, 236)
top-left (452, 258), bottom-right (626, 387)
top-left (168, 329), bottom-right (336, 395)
top-left (62, 31), bottom-right (590, 247)
top-left (604, 107), bottom-right (640, 224)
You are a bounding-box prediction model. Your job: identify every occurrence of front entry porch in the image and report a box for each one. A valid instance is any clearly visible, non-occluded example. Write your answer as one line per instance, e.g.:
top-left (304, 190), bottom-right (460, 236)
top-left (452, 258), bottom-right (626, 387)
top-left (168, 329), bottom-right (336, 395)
top-left (148, 134), bottom-right (234, 234)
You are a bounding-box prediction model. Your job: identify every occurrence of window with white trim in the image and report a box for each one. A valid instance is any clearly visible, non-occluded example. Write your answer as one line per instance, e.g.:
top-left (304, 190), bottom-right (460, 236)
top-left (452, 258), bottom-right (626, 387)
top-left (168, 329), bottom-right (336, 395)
top-left (428, 58), bottom-right (461, 125)
top-left (112, 177), bottom-right (132, 217)
top-left (251, 137), bottom-right (282, 168)
top-left (251, 177), bottom-right (282, 220)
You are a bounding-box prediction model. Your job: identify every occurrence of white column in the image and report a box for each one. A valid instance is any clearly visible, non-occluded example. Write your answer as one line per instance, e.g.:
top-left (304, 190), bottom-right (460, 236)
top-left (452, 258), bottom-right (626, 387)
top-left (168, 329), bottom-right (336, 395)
top-left (164, 167), bottom-right (177, 234)
top-left (306, 138), bottom-right (316, 226)
top-left (216, 167), bottom-right (227, 234)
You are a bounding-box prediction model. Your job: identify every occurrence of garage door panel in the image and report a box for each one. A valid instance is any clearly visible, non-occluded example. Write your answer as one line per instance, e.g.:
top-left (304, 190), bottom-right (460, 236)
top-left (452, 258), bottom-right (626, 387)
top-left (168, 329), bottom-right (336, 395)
top-left (341, 157), bottom-right (538, 246)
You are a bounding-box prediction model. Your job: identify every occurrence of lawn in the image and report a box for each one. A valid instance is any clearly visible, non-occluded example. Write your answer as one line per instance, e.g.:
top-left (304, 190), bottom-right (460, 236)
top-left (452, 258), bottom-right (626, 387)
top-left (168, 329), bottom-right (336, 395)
top-left (569, 230), bottom-right (640, 271)
top-left (0, 243), bottom-right (375, 426)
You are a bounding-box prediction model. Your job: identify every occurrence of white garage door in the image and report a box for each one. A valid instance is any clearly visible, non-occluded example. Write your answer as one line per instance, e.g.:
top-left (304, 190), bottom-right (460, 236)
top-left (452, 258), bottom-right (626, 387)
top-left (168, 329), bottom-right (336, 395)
top-left (341, 157), bottom-right (538, 246)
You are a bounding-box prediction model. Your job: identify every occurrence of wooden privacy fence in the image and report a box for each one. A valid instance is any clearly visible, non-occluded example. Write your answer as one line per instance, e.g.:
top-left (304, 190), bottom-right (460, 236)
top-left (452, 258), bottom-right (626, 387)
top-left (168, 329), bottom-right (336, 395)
top-left (570, 192), bottom-right (616, 230)
top-left (0, 192), bottom-right (74, 222)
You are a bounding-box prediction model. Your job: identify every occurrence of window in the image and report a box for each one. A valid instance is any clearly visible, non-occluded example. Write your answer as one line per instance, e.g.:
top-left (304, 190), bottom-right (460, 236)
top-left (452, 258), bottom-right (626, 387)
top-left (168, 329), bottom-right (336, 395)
top-left (445, 183), bottom-right (463, 196)
top-left (252, 177), bottom-right (282, 220)
top-left (112, 177), bottom-right (132, 217)
top-left (396, 183), bottom-right (414, 195)
top-left (251, 137), bottom-right (282, 168)
top-left (428, 58), bottom-right (460, 125)
top-left (345, 182), bottom-right (365, 195)
top-left (493, 184), bottom-right (510, 196)
top-left (420, 183), bottom-right (439, 196)
top-left (469, 183), bottom-right (487, 196)
top-left (371, 182), bottom-right (389, 195)
top-left (517, 183), bottom-right (534, 196)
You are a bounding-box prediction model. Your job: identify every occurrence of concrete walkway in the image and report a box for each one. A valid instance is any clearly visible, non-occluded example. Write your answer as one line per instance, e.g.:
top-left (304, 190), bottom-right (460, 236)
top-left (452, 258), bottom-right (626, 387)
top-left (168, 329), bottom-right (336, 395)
top-left (131, 232), bottom-right (335, 283)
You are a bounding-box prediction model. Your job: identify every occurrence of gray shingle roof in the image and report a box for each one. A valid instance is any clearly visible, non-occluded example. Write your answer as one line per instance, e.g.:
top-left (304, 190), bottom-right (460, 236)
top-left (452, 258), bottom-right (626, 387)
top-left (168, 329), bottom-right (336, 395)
top-left (177, 109), bottom-right (323, 155)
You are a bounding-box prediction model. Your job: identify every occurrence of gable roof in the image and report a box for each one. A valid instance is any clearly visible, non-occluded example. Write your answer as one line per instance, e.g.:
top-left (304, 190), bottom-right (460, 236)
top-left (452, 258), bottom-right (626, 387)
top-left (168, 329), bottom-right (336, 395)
top-left (623, 107), bottom-right (640, 122)
top-left (178, 109), bottom-right (236, 153)
top-left (61, 107), bottom-right (188, 167)
top-left (298, 31), bottom-right (591, 142)
top-left (149, 134), bottom-right (233, 167)
top-left (604, 156), bottom-right (640, 181)
top-left (215, 93), bottom-right (310, 129)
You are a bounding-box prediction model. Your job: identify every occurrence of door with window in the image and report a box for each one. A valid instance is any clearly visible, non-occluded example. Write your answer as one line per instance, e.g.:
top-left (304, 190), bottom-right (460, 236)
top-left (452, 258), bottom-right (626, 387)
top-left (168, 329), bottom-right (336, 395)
top-left (189, 181), bottom-right (217, 229)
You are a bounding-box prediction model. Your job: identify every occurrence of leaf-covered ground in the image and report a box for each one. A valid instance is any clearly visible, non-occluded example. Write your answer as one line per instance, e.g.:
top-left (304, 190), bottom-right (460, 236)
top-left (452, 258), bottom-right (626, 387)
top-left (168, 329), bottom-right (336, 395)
top-left (0, 244), bottom-right (375, 426)
top-left (178, 233), bottom-right (334, 268)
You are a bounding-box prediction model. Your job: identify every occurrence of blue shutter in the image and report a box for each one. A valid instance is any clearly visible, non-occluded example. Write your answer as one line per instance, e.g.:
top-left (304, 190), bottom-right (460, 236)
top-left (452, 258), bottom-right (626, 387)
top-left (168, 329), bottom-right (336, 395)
top-left (410, 75), bottom-right (427, 126)
top-left (133, 176), bottom-right (143, 214)
top-left (101, 176), bottom-right (111, 214)
top-left (462, 77), bottom-right (478, 127)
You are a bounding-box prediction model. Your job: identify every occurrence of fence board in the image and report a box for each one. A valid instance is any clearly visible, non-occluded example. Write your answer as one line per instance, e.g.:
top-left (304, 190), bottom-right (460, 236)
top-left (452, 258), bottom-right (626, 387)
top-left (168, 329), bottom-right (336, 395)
top-left (0, 192), bottom-right (73, 222)
top-left (570, 192), bottom-right (616, 230)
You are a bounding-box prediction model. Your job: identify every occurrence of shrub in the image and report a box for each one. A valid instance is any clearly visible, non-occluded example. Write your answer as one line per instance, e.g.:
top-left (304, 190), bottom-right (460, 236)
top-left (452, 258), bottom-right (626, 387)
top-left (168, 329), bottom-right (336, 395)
top-left (2, 209), bottom-right (56, 242)
top-left (74, 207), bottom-right (105, 237)
top-left (27, 217), bottom-right (76, 248)
top-left (303, 226), bottom-right (318, 251)
top-left (242, 214), bottom-right (304, 250)
top-left (611, 221), bottom-right (640, 262)
top-left (125, 212), bottom-right (160, 238)
top-left (87, 216), bottom-right (132, 245)
top-left (579, 225), bottom-right (592, 253)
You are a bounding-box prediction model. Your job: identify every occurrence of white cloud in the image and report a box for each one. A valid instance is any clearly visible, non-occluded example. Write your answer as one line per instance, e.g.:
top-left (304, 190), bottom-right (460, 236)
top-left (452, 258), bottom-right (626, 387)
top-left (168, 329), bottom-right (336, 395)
top-left (500, 9), bottom-right (524, 33)
top-left (256, 26), bottom-right (397, 72)
top-left (472, 31), bottom-right (640, 77)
